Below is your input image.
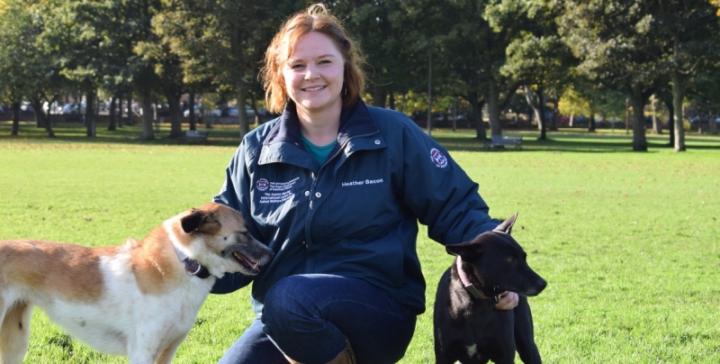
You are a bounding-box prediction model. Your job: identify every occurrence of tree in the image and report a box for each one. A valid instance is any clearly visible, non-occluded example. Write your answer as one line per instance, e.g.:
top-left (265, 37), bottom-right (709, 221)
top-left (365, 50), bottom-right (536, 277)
top-left (560, 1), bottom-right (666, 151)
top-left (38, 0), bottom-right (122, 138)
top-left (155, 1), bottom-right (282, 137)
top-left (654, 0), bottom-right (720, 151)
top-left (0, 0), bottom-right (60, 137)
top-left (501, 1), bottom-right (576, 140)
top-left (334, 1), bottom-right (413, 108)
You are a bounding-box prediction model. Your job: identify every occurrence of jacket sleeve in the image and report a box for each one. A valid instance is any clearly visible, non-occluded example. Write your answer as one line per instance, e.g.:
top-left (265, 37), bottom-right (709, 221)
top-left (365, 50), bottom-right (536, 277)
top-left (211, 141), bottom-right (256, 294)
top-left (397, 122), bottom-right (499, 245)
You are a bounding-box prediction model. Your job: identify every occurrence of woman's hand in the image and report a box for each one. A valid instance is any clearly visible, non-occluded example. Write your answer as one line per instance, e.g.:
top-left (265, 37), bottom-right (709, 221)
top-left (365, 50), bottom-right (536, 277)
top-left (494, 291), bottom-right (519, 310)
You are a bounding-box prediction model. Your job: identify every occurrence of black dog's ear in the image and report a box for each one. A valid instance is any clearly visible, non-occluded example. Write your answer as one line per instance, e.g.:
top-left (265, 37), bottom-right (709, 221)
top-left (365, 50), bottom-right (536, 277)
top-left (181, 209), bottom-right (206, 233)
top-left (446, 234), bottom-right (486, 258)
top-left (493, 213), bottom-right (518, 235)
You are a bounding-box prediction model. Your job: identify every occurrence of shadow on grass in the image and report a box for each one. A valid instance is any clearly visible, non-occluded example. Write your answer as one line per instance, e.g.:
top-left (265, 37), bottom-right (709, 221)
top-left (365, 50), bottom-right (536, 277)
top-left (0, 121), bottom-right (244, 147)
top-left (2, 121), bottom-right (719, 152)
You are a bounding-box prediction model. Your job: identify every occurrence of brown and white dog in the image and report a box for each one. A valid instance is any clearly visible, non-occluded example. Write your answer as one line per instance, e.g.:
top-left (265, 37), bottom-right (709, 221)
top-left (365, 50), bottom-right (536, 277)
top-left (0, 202), bottom-right (272, 364)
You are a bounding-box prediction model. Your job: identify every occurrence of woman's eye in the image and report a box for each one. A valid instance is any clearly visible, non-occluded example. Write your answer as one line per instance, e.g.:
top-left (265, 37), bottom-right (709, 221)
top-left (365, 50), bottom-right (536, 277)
top-left (291, 64), bottom-right (305, 70)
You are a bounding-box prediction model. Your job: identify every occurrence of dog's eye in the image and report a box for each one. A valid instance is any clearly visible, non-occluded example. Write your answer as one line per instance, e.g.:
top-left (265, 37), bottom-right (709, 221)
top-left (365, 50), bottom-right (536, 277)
top-left (223, 236), bottom-right (228, 241)
top-left (505, 257), bottom-right (516, 264)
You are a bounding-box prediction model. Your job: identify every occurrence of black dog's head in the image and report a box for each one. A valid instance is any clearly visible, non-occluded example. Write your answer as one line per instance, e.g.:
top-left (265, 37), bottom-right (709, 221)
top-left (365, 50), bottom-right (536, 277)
top-left (446, 214), bottom-right (547, 297)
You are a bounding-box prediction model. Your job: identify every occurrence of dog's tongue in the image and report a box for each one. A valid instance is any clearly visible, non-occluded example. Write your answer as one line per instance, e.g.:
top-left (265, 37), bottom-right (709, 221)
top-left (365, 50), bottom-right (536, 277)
top-left (232, 251), bottom-right (259, 273)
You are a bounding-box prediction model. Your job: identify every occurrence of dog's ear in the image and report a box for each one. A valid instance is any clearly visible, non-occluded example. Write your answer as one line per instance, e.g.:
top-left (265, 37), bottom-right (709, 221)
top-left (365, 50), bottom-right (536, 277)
top-left (445, 235), bottom-right (486, 258)
top-left (181, 209), bottom-right (206, 233)
top-left (493, 213), bottom-right (518, 235)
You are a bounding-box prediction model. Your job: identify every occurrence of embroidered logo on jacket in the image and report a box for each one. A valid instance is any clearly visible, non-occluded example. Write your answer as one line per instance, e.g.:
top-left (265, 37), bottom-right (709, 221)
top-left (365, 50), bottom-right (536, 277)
top-left (430, 148), bottom-right (448, 168)
top-left (256, 177), bottom-right (299, 204)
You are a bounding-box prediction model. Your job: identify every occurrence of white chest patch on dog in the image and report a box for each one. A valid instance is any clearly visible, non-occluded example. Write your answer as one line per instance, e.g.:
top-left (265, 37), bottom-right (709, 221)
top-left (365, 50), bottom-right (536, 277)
top-left (466, 343), bottom-right (478, 358)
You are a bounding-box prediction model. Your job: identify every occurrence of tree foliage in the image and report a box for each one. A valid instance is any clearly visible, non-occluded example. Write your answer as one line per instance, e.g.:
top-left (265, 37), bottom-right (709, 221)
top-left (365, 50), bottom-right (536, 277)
top-left (1, 0), bottom-right (719, 146)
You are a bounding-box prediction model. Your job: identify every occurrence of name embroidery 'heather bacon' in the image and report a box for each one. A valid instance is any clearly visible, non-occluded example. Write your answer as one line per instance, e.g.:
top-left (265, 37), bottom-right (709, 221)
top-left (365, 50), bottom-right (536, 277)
top-left (341, 178), bottom-right (384, 188)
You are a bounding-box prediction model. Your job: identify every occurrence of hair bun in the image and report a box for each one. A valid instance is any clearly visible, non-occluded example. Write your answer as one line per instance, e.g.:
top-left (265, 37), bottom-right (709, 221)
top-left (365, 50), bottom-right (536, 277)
top-left (307, 3), bottom-right (329, 16)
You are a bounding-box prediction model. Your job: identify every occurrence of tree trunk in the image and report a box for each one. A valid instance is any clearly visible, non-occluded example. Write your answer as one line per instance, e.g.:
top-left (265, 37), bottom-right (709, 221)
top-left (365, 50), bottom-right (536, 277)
top-left (168, 95), bottom-right (183, 138)
top-left (665, 98), bottom-right (675, 147)
top-left (468, 91), bottom-right (486, 140)
top-left (650, 95), bottom-right (662, 134)
top-left (140, 86), bottom-right (154, 140)
top-left (32, 98), bottom-right (54, 137)
top-left (588, 111), bottom-right (596, 132)
top-left (524, 85), bottom-right (547, 140)
top-left (11, 101), bottom-right (20, 136)
top-left (32, 98), bottom-right (44, 128)
top-left (624, 98), bottom-right (631, 135)
top-left (188, 90), bottom-right (197, 131)
top-left (237, 86), bottom-right (249, 136)
top-left (125, 96), bottom-right (133, 126)
top-left (85, 89), bottom-right (96, 138)
top-left (487, 79), bottom-right (502, 138)
top-left (550, 97), bottom-right (559, 131)
top-left (117, 95), bottom-right (124, 128)
top-left (108, 96), bottom-right (117, 131)
top-left (671, 73), bottom-right (686, 152)
top-left (630, 91), bottom-right (648, 151)
top-left (537, 87), bottom-right (547, 140)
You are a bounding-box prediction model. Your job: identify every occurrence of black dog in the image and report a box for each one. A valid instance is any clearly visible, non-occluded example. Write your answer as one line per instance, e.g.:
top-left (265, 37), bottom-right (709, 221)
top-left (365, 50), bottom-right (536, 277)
top-left (433, 215), bottom-right (547, 364)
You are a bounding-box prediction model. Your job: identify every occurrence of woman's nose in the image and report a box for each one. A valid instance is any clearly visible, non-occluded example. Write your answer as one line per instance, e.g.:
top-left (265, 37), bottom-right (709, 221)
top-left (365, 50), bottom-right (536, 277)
top-left (303, 64), bottom-right (318, 80)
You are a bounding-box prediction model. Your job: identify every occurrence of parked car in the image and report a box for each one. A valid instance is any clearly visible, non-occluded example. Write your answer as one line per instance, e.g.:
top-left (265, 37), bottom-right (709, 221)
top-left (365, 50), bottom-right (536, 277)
top-left (61, 103), bottom-right (85, 115)
top-left (689, 115), bottom-right (720, 129)
top-left (20, 101), bottom-right (33, 112)
top-left (183, 107), bottom-right (203, 118)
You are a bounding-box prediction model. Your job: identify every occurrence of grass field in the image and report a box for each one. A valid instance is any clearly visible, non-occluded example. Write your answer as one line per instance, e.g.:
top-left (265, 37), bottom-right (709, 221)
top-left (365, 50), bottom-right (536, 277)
top-left (1, 121), bottom-right (719, 363)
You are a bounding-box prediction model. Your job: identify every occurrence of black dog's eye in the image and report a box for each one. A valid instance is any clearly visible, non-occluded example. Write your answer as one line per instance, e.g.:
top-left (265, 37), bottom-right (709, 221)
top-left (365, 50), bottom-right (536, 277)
top-left (505, 257), bottom-right (516, 264)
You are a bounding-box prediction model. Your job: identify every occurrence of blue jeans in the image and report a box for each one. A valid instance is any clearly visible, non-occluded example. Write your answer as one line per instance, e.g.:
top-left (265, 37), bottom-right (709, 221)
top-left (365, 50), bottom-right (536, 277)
top-left (218, 274), bottom-right (416, 364)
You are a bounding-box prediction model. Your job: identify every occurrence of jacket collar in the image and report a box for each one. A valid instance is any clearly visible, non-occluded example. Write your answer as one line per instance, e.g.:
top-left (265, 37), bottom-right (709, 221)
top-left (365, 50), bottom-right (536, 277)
top-left (258, 100), bottom-right (385, 168)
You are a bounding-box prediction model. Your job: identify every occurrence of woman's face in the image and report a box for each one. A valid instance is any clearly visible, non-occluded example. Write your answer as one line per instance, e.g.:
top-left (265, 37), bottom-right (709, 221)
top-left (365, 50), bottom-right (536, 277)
top-left (283, 31), bottom-right (345, 118)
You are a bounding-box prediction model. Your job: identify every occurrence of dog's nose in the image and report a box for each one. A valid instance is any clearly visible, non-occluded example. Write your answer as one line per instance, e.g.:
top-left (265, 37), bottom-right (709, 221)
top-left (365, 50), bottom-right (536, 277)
top-left (533, 278), bottom-right (547, 295)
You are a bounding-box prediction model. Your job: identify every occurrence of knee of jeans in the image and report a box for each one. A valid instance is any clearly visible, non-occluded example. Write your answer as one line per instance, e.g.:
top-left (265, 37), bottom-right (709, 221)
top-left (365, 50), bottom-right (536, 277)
top-left (261, 276), bottom-right (315, 332)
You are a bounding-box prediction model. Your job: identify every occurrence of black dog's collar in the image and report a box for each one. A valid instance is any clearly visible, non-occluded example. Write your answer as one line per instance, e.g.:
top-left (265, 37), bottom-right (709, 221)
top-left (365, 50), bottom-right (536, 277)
top-left (174, 246), bottom-right (211, 279)
top-left (455, 256), bottom-right (501, 303)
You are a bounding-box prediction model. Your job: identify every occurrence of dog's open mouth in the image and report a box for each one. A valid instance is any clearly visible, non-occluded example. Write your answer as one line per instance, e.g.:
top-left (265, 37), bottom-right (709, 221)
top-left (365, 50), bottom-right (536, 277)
top-left (231, 251), bottom-right (261, 275)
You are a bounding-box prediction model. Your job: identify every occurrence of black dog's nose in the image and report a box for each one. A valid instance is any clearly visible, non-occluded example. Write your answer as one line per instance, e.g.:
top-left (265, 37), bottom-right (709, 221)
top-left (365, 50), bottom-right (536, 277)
top-left (530, 278), bottom-right (547, 296)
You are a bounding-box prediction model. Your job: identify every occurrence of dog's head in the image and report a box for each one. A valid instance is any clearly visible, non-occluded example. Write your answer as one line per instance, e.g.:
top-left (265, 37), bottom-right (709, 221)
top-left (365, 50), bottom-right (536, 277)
top-left (170, 202), bottom-right (273, 278)
top-left (446, 214), bottom-right (547, 297)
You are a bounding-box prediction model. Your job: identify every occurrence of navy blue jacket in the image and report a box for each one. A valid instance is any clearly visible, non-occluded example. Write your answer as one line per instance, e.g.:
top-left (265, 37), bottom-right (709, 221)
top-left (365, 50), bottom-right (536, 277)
top-left (213, 101), bottom-right (497, 314)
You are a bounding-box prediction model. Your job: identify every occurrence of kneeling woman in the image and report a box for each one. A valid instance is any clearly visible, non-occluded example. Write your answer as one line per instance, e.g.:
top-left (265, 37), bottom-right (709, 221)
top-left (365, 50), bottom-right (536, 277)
top-left (211, 4), bottom-right (518, 364)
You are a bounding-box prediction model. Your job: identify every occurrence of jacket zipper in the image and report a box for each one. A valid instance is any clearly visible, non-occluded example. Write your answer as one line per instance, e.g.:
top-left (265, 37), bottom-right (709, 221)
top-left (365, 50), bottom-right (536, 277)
top-left (302, 132), bottom-right (382, 250)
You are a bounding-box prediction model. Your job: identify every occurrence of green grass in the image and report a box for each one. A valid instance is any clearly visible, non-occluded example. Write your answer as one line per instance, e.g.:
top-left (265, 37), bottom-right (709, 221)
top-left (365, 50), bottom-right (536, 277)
top-left (1, 121), bottom-right (719, 363)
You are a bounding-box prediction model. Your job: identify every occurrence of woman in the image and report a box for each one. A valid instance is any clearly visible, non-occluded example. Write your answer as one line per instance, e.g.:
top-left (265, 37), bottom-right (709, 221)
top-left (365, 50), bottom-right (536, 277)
top-left (212, 4), bottom-right (518, 364)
